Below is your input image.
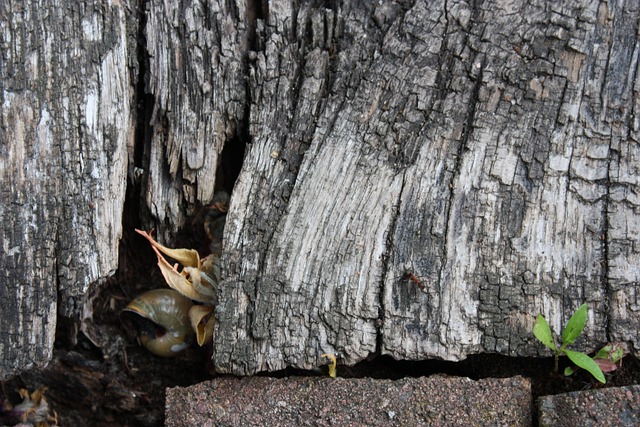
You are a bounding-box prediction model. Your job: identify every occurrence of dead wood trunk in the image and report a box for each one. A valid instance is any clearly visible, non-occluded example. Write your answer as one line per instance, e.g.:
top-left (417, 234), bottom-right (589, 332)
top-left (0, 0), bottom-right (134, 379)
top-left (2, 0), bottom-right (639, 380)
top-left (142, 0), bottom-right (640, 375)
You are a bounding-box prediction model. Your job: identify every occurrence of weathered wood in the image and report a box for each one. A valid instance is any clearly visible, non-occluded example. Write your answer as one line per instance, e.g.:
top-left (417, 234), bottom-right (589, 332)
top-left (209, 0), bottom-right (639, 374)
top-left (143, 0), bottom-right (248, 240)
top-left (0, 0), bottom-right (133, 379)
top-left (2, 0), bottom-right (638, 381)
top-left (141, 0), bottom-right (640, 374)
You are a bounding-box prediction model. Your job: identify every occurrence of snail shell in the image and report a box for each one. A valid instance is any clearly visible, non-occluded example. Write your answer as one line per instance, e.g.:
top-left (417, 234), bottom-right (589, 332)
top-left (121, 289), bottom-right (195, 357)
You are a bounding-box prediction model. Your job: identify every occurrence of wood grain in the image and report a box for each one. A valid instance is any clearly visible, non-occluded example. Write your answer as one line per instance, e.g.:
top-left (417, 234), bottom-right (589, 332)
top-left (2, 0), bottom-right (638, 379)
top-left (0, 0), bottom-right (133, 379)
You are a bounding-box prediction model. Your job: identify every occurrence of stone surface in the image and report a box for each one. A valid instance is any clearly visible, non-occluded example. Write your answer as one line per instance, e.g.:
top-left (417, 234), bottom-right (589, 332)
top-left (538, 385), bottom-right (640, 427)
top-left (165, 375), bottom-right (532, 426)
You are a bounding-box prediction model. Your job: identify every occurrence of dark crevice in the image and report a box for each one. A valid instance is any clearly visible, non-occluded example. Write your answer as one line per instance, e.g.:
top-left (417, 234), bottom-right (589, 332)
top-left (439, 57), bottom-right (484, 282)
top-left (553, 79), bottom-right (570, 126)
top-left (133, 0), bottom-right (158, 235)
top-left (115, 0), bottom-right (154, 310)
top-left (133, 0), bottom-right (154, 177)
top-left (244, 0), bottom-right (263, 150)
top-left (247, 0), bottom-right (268, 53)
top-left (265, 352), bottom-right (640, 392)
top-left (323, 9), bottom-right (341, 96)
top-left (602, 140), bottom-right (614, 340)
top-left (215, 134), bottom-right (246, 195)
top-left (376, 174), bottom-right (408, 356)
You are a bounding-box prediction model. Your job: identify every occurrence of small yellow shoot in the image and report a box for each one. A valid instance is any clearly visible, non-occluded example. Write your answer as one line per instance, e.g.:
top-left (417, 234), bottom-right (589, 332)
top-left (321, 353), bottom-right (337, 378)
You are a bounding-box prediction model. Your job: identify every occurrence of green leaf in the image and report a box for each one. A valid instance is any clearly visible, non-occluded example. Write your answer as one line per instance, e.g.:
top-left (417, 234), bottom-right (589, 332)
top-left (564, 366), bottom-right (575, 376)
top-left (594, 344), bottom-right (612, 360)
top-left (534, 314), bottom-right (556, 351)
top-left (562, 304), bottom-right (587, 346)
top-left (565, 349), bottom-right (606, 384)
top-left (609, 346), bottom-right (626, 364)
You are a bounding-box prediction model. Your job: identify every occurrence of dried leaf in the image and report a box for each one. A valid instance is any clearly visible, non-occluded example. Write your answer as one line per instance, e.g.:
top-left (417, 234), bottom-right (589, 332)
top-left (594, 342), bottom-right (628, 364)
top-left (12, 386), bottom-right (58, 426)
top-left (152, 245), bottom-right (212, 303)
top-left (135, 229), bottom-right (201, 268)
top-left (594, 358), bottom-right (619, 373)
top-left (593, 342), bottom-right (628, 372)
top-left (189, 305), bottom-right (215, 346)
top-left (183, 267), bottom-right (217, 301)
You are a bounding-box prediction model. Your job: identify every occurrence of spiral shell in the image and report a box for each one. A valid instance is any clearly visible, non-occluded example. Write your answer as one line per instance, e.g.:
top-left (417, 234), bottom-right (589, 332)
top-left (121, 289), bottom-right (195, 357)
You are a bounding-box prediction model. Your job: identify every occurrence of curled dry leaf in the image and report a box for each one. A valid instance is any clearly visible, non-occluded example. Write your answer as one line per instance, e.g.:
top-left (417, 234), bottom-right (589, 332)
top-left (135, 229), bottom-right (218, 304)
top-left (189, 305), bottom-right (216, 346)
top-left (133, 229), bottom-right (219, 348)
top-left (136, 229), bottom-right (201, 268)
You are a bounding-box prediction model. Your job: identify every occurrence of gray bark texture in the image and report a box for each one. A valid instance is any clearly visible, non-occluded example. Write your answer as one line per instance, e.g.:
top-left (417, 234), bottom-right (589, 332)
top-left (207, 0), bottom-right (640, 374)
top-left (1, 0), bottom-right (639, 380)
top-left (0, 1), bottom-right (134, 379)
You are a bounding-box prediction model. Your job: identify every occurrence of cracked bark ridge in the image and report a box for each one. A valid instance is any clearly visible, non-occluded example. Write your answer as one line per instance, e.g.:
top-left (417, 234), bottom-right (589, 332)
top-left (0, 1), bottom-right (133, 379)
top-left (212, 0), bottom-right (640, 374)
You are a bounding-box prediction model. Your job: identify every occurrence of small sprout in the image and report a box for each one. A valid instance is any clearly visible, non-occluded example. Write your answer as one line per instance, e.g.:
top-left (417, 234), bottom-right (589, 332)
top-left (321, 354), bottom-right (337, 378)
top-left (533, 303), bottom-right (606, 384)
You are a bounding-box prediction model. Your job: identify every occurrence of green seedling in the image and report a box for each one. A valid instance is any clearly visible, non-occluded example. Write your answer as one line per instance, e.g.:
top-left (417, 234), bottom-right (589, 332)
top-left (533, 303), bottom-right (606, 383)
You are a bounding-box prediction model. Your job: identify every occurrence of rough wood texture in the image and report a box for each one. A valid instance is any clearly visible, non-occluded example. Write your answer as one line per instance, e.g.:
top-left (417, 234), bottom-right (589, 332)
top-left (144, 0), bottom-right (248, 238)
top-left (142, 0), bottom-right (640, 374)
top-left (0, 0), bottom-right (133, 379)
top-left (209, 0), bottom-right (640, 374)
top-left (2, 0), bottom-right (638, 380)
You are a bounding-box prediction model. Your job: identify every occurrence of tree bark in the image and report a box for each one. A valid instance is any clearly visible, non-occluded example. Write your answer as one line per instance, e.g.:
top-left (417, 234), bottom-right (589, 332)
top-left (143, 0), bottom-right (249, 239)
top-left (141, 0), bottom-right (640, 374)
top-left (0, 0), bottom-right (134, 379)
top-left (2, 0), bottom-right (639, 380)
top-left (206, 0), bottom-right (640, 374)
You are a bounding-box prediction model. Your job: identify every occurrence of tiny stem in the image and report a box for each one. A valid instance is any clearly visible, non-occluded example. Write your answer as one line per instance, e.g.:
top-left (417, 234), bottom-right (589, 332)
top-left (554, 352), bottom-right (559, 373)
